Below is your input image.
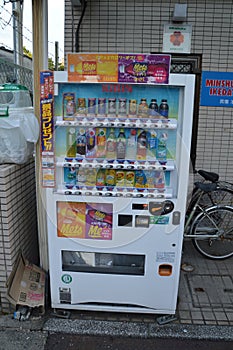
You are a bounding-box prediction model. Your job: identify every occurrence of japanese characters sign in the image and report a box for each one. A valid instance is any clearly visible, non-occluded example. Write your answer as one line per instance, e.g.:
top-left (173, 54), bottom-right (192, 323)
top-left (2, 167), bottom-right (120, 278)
top-left (67, 53), bottom-right (118, 82)
top-left (67, 53), bottom-right (170, 84)
top-left (163, 24), bottom-right (192, 54)
top-left (200, 71), bottom-right (233, 107)
top-left (40, 71), bottom-right (55, 187)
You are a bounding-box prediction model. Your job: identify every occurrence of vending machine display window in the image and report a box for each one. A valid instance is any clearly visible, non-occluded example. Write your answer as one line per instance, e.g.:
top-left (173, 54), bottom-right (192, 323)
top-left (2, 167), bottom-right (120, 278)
top-left (62, 250), bottom-right (145, 275)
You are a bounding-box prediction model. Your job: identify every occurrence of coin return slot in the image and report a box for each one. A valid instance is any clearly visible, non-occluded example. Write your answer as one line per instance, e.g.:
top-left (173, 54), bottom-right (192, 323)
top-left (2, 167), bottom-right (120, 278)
top-left (158, 264), bottom-right (173, 276)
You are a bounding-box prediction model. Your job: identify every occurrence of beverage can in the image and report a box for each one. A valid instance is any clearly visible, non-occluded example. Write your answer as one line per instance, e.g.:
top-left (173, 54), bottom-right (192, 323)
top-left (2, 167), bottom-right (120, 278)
top-left (63, 92), bottom-right (76, 120)
top-left (129, 99), bottom-right (137, 117)
top-left (98, 98), bottom-right (106, 116)
top-left (135, 170), bottom-right (146, 188)
top-left (125, 170), bottom-right (135, 187)
top-left (77, 98), bottom-right (86, 115)
top-left (108, 98), bottom-right (116, 116)
top-left (88, 98), bottom-right (96, 116)
top-left (105, 169), bottom-right (116, 187)
top-left (115, 170), bottom-right (125, 187)
top-left (145, 170), bottom-right (155, 188)
top-left (118, 98), bottom-right (127, 116)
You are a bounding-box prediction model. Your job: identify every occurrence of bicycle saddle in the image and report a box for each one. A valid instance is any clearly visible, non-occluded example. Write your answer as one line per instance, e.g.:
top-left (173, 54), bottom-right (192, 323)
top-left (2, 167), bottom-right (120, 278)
top-left (198, 169), bottom-right (219, 182)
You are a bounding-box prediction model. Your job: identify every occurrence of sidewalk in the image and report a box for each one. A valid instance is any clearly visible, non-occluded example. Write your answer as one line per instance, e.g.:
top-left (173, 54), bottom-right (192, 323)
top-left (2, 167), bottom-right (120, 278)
top-left (0, 240), bottom-right (232, 349)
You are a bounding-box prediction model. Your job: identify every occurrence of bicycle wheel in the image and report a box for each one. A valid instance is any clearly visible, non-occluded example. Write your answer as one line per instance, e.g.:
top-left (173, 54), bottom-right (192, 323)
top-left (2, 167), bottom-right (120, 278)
top-left (191, 206), bottom-right (233, 260)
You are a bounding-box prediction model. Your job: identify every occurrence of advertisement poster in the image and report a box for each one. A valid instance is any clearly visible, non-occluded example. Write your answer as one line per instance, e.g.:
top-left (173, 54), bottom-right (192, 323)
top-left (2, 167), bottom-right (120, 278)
top-left (67, 53), bottom-right (118, 82)
top-left (57, 202), bottom-right (113, 240)
top-left (200, 71), bottom-right (233, 107)
top-left (40, 71), bottom-right (55, 187)
top-left (67, 53), bottom-right (170, 84)
top-left (118, 54), bottom-right (170, 84)
top-left (163, 24), bottom-right (192, 53)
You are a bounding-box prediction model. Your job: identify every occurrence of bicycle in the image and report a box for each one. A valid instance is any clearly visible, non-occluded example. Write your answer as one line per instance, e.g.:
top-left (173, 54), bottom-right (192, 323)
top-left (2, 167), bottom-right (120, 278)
top-left (183, 170), bottom-right (233, 260)
top-left (193, 169), bottom-right (233, 207)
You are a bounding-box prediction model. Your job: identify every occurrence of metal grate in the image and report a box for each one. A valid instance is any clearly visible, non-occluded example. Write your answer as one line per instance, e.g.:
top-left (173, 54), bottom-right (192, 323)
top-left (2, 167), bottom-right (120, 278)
top-left (0, 58), bottom-right (33, 93)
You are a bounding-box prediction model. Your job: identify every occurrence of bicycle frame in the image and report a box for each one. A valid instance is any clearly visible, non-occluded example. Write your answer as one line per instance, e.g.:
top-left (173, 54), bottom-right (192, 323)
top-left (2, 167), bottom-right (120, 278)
top-left (183, 190), bottom-right (221, 240)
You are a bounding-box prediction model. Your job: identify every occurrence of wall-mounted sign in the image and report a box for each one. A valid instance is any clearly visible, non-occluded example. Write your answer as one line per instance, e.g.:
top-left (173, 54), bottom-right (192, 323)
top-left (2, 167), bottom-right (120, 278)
top-left (200, 71), bottom-right (233, 107)
top-left (163, 24), bottom-right (192, 53)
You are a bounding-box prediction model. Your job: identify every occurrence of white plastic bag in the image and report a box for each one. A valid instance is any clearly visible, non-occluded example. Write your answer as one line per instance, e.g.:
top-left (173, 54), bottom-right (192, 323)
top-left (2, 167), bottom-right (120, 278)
top-left (0, 107), bottom-right (39, 164)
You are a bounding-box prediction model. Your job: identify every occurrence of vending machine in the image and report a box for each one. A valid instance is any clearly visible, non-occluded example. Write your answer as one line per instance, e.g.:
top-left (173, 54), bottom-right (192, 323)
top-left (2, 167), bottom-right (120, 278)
top-left (41, 54), bottom-right (195, 314)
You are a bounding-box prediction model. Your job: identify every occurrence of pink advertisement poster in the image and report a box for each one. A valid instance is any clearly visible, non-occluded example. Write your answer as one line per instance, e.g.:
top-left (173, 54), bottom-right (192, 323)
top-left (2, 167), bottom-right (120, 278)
top-left (85, 203), bottom-right (113, 240)
top-left (118, 54), bottom-right (170, 84)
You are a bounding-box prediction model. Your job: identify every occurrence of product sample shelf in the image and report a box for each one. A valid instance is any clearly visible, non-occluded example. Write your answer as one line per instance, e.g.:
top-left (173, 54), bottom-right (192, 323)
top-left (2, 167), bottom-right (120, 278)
top-left (55, 118), bottom-right (178, 129)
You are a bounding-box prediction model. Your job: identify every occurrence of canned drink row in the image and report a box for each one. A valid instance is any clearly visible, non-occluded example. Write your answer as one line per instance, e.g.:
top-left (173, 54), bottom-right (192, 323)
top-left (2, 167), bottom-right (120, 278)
top-left (65, 97), bottom-right (169, 118)
top-left (64, 167), bottom-right (165, 190)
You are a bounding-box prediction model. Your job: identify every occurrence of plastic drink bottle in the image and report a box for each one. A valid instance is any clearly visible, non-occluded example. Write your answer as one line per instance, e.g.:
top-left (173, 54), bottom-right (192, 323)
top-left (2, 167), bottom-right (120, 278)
top-left (76, 128), bottom-right (86, 156)
top-left (155, 170), bottom-right (165, 189)
top-left (147, 130), bottom-right (157, 160)
top-left (106, 128), bottom-right (116, 159)
top-left (159, 99), bottom-right (169, 118)
top-left (64, 167), bottom-right (76, 188)
top-left (96, 128), bottom-right (107, 158)
top-left (86, 128), bottom-right (96, 158)
top-left (66, 127), bottom-right (76, 157)
top-left (136, 130), bottom-right (147, 160)
top-left (126, 129), bottom-right (137, 160)
top-left (149, 99), bottom-right (158, 117)
top-left (96, 168), bottom-right (106, 187)
top-left (157, 132), bottom-right (167, 164)
top-left (138, 98), bottom-right (149, 118)
top-left (116, 128), bottom-right (126, 159)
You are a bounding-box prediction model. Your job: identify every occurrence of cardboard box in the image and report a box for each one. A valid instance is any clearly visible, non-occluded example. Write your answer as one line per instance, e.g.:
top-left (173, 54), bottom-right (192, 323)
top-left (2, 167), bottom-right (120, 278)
top-left (6, 253), bottom-right (45, 313)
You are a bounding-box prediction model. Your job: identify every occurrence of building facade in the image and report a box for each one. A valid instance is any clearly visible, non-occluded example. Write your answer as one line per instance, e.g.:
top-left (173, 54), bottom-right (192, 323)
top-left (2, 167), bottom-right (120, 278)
top-left (64, 0), bottom-right (233, 182)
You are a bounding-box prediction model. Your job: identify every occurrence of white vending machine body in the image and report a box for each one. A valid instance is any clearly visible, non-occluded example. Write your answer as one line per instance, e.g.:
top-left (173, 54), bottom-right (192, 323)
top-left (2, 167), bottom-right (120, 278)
top-left (45, 73), bottom-right (195, 314)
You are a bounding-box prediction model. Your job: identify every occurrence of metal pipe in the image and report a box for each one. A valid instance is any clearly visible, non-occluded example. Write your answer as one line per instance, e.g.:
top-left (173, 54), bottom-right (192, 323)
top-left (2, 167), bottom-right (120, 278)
top-left (75, 0), bottom-right (87, 52)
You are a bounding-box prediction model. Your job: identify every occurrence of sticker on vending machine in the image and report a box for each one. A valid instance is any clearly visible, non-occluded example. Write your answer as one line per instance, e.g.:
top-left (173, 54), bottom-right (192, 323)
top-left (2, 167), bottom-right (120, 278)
top-left (85, 203), bottom-right (113, 240)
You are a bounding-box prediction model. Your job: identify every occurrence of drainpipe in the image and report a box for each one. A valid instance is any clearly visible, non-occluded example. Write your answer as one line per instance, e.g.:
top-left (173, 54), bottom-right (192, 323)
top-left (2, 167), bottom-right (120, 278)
top-left (74, 0), bottom-right (87, 52)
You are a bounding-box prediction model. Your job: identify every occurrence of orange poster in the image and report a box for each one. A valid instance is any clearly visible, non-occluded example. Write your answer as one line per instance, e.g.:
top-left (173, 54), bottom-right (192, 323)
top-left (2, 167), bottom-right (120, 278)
top-left (57, 202), bottom-right (86, 238)
top-left (67, 53), bottom-right (118, 82)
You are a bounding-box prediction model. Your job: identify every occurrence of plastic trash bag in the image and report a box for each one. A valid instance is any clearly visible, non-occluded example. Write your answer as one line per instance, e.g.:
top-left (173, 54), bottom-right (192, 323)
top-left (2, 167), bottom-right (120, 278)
top-left (0, 107), bottom-right (39, 164)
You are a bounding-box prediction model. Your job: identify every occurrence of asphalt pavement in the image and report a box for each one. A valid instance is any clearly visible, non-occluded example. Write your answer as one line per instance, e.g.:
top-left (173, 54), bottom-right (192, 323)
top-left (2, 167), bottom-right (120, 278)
top-left (0, 240), bottom-right (232, 349)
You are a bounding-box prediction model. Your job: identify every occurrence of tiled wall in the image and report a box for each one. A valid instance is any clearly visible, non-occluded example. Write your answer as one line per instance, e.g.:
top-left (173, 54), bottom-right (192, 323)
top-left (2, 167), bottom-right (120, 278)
top-left (65, 0), bottom-right (233, 182)
top-left (0, 160), bottom-right (39, 313)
